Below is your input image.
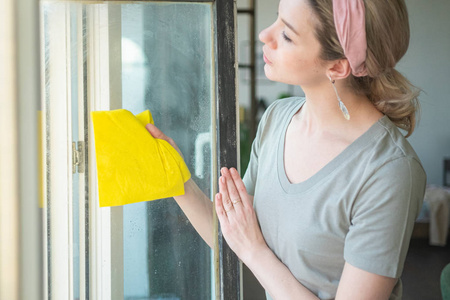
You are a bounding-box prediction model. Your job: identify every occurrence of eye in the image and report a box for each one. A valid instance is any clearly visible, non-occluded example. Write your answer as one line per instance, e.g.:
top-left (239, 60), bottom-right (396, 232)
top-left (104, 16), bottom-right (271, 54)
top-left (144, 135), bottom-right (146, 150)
top-left (282, 31), bottom-right (292, 43)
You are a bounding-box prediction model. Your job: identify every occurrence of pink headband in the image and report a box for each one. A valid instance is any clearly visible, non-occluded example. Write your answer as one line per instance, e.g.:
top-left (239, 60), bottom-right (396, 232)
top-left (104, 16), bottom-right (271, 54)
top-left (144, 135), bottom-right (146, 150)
top-left (333, 0), bottom-right (368, 77)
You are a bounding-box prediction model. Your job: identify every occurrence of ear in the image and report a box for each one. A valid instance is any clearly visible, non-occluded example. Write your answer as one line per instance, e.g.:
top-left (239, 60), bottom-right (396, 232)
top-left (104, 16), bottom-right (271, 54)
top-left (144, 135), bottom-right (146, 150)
top-left (327, 58), bottom-right (351, 80)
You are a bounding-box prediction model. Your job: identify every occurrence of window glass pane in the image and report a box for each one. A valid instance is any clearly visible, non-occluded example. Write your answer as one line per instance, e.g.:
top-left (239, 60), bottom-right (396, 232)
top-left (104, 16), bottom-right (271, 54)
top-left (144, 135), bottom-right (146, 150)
top-left (119, 3), bottom-right (214, 300)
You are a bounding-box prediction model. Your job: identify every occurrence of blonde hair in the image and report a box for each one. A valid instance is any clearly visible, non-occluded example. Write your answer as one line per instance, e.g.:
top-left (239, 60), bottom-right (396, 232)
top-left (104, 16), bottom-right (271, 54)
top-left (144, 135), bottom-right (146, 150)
top-left (308, 0), bottom-right (420, 137)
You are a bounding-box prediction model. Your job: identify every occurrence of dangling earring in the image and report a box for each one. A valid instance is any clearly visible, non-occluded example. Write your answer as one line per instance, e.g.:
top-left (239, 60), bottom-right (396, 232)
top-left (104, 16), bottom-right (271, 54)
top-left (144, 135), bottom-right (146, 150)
top-left (328, 76), bottom-right (350, 120)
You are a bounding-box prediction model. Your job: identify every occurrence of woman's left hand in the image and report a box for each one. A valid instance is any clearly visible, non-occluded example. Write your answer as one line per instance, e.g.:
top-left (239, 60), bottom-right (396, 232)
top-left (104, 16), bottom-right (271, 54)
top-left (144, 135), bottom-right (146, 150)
top-left (215, 167), bottom-right (268, 264)
top-left (216, 168), bottom-right (321, 300)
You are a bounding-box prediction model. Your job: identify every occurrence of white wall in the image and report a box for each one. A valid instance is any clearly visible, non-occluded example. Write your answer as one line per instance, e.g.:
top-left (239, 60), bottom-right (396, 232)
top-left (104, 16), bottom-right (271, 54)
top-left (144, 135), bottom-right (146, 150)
top-left (237, 0), bottom-right (450, 185)
top-left (399, 0), bottom-right (450, 185)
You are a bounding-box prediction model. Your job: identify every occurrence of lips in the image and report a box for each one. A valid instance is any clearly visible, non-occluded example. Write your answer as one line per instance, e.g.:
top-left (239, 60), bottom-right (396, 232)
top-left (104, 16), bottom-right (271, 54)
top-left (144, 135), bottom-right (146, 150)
top-left (263, 51), bottom-right (272, 64)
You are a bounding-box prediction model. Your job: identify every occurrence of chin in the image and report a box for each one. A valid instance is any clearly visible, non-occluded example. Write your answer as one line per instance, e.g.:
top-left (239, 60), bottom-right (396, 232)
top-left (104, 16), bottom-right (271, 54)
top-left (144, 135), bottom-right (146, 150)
top-left (264, 67), bottom-right (299, 85)
top-left (263, 67), bottom-right (278, 82)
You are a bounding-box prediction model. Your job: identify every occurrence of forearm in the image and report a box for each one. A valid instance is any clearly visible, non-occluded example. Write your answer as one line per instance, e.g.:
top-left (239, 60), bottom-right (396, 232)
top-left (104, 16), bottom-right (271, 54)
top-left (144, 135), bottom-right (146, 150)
top-left (244, 246), bottom-right (319, 300)
top-left (144, 124), bottom-right (215, 247)
top-left (174, 178), bottom-right (214, 248)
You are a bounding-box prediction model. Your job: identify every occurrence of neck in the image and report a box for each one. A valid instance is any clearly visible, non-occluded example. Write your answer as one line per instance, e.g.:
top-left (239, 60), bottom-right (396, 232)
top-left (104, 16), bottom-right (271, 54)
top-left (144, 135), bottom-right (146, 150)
top-left (296, 79), bottom-right (381, 137)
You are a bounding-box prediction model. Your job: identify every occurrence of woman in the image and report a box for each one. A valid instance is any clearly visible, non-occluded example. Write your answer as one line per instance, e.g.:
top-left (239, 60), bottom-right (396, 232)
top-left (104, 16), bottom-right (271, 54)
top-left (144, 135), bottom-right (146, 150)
top-left (146, 0), bottom-right (426, 298)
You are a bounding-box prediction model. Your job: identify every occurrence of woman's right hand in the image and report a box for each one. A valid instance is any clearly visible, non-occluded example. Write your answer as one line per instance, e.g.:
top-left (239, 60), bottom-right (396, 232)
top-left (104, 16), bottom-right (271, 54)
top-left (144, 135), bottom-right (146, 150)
top-left (146, 123), bottom-right (215, 248)
top-left (145, 123), bottom-right (184, 158)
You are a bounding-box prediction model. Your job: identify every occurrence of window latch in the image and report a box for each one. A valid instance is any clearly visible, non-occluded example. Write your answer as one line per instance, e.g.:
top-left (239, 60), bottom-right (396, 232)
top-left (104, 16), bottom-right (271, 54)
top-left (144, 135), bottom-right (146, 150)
top-left (72, 141), bottom-right (85, 174)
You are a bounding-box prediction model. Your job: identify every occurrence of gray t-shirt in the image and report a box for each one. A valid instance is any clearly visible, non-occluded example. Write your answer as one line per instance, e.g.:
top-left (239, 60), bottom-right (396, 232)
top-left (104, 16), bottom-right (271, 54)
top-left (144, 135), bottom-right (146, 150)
top-left (243, 97), bottom-right (426, 300)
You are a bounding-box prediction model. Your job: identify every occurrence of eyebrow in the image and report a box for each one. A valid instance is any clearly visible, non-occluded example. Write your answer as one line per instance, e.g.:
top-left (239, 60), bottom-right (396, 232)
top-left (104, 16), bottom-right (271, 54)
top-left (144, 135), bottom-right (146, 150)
top-left (281, 17), bottom-right (300, 36)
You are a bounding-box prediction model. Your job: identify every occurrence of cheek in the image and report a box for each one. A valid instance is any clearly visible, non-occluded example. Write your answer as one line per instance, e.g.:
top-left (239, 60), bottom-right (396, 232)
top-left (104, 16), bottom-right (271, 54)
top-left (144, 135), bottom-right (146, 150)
top-left (287, 57), bottom-right (325, 85)
top-left (292, 50), bottom-right (324, 72)
top-left (289, 57), bottom-right (315, 76)
top-left (264, 49), bottom-right (324, 85)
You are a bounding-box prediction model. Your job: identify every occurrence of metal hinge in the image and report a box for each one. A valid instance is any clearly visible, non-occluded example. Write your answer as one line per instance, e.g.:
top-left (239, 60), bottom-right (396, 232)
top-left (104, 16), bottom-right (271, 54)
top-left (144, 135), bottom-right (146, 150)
top-left (72, 141), bottom-right (85, 174)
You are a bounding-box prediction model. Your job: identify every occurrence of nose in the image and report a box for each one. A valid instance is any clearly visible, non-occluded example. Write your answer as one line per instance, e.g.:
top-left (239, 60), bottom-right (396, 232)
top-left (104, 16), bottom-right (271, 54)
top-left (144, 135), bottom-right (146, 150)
top-left (259, 23), bottom-right (276, 48)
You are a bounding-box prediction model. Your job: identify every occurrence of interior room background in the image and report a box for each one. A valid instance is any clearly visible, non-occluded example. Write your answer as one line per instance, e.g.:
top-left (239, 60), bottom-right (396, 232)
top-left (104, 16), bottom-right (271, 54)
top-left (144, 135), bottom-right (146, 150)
top-left (237, 0), bottom-right (450, 186)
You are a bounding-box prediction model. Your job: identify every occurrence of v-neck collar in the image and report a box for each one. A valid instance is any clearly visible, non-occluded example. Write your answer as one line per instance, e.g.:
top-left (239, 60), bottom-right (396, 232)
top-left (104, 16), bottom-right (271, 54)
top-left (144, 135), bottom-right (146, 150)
top-left (276, 98), bottom-right (387, 194)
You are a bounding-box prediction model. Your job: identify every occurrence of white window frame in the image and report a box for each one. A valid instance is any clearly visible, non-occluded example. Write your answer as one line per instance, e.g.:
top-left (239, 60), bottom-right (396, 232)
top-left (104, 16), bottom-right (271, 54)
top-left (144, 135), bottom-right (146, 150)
top-left (41, 3), bottom-right (74, 299)
top-left (41, 3), bottom-right (121, 300)
top-left (86, 4), bottom-right (123, 300)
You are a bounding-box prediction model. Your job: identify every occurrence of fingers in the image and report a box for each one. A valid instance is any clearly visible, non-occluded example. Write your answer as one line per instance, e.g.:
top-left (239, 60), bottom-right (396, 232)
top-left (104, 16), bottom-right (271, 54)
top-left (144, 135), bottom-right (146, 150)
top-left (219, 175), bottom-right (238, 215)
top-left (215, 193), bottom-right (229, 226)
top-left (221, 170), bottom-right (242, 206)
top-left (145, 123), bottom-right (166, 139)
top-left (220, 167), bottom-right (248, 209)
top-left (145, 123), bottom-right (183, 157)
top-left (228, 168), bottom-right (250, 207)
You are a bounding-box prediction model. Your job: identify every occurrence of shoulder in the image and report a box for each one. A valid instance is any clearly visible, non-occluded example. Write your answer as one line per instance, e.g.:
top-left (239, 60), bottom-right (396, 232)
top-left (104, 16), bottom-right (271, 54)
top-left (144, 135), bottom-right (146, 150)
top-left (368, 116), bottom-right (425, 178)
top-left (258, 97), bottom-right (305, 129)
top-left (264, 96), bottom-right (305, 117)
top-left (345, 121), bottom-right (427, 278)
top-left (354, 117), bottom-right (427, 213)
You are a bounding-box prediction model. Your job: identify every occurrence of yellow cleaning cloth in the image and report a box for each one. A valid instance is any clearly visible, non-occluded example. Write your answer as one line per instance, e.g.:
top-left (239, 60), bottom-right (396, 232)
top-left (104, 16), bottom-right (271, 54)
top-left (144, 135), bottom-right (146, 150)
top-left (91, 109), bottom-right (191, 207)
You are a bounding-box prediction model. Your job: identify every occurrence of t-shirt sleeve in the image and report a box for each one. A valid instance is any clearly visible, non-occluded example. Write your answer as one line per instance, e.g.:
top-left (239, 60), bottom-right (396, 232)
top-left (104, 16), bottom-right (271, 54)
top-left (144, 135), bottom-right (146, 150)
top-left (242, 138), bottom-right (258, 196)
top-left (343, 156), bottom-right (426, 278)
top-left (242, 103), bottom-right (273, 196)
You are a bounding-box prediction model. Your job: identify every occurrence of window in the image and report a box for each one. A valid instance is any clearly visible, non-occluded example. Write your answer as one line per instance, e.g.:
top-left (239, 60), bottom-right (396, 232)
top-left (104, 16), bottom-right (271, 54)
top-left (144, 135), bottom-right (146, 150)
top-left (41, 1), bottom-right (240, 299)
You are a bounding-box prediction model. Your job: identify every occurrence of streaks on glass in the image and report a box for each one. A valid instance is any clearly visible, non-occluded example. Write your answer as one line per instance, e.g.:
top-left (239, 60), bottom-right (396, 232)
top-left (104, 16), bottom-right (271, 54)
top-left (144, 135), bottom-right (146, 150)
top-left (42, 2), bottom-right (214, 299)
top-left (121, 3), bottom-right (214, 300)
